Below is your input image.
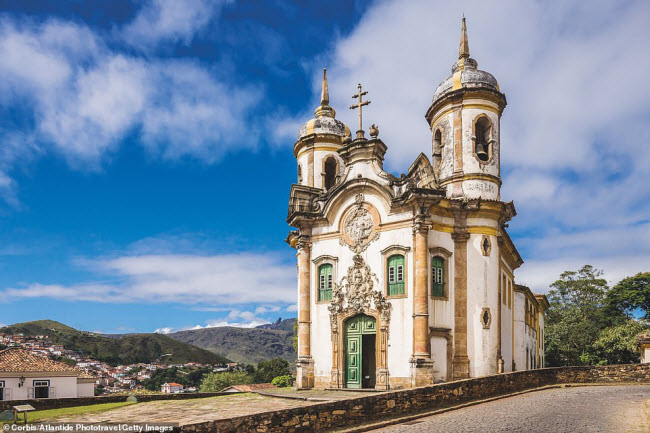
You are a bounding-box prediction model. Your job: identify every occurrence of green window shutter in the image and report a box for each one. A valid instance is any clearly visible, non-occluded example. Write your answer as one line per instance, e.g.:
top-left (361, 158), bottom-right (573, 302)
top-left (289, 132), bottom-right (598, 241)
top-left (387, 255), bottom-right (405, 296)
top-left (318, 264), bottom-right (333, 301)
top-left (432, 256), bottom-right (445, 297)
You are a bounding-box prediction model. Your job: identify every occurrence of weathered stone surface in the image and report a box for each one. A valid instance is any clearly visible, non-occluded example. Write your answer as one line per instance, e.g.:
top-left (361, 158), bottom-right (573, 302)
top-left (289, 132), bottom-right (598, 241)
top-left (177, 364), bottom-right (650, 433)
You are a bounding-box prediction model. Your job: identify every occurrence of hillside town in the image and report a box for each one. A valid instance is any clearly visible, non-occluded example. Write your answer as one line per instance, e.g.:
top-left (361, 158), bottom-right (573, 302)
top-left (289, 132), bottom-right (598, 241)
top-left (0, 332), bottom-right (233, 394)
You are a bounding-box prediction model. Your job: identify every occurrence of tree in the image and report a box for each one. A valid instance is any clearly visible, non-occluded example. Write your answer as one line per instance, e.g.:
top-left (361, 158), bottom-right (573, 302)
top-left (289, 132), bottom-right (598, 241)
top-left (199, 371), bottom-right (252, 392)
top-left (592, 319), bottom-right (649, 365)
top-left (544, 265), bottom-right (626, 366)
top-left (253, 358), bottom-right (291, 383)
top-left (607, 272), bottom-right (650, 319)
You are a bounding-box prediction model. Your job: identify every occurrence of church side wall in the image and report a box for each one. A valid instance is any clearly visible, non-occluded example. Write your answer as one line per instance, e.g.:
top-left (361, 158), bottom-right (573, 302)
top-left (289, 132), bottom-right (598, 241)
top-left (513, 291), bottom-right (526, 371)
top-left (466, 232), bottom-right (500, 378)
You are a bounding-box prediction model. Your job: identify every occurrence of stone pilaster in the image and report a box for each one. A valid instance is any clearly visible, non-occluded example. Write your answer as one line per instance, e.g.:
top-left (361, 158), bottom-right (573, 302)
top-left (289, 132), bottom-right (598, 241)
top-left (296, 235), bottom-right (314, 389)
top-left (411, 215), bottom-right (433, 386)
top-left (496, 235), bottom-right (504, 373)
top-left (451, 211), bottom-right (470, 379)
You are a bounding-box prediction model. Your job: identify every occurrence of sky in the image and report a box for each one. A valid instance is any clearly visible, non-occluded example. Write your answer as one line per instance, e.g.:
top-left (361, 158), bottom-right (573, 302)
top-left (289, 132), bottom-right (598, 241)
top-left (0, 0), bottom-right (648, 334)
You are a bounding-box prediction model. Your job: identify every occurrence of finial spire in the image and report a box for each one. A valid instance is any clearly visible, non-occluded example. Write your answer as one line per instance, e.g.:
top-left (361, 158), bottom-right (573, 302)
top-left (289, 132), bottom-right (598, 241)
top-left (314, 67), bottom-right (335, 118)
top-left (320, 68), bottom-right (329, 106)
top-left (459, 16), bottom-right (470, 60)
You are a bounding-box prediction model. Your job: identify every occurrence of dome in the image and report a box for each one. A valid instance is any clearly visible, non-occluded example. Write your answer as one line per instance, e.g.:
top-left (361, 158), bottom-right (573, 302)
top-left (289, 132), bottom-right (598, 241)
top-left (299, 116), bottom-right (350, 139)
top-left (432, 61), bottom-right (500, 104)
top-left (432, 17), bottom-right (500, 106)
top-left (297, 68), bottom-right (350, 141)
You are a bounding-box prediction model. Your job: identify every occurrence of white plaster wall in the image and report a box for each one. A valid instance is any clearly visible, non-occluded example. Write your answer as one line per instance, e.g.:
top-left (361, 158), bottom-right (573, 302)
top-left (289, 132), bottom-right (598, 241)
top-left (466, 234), bottom-right (500, 377)
top-left (513, 291), bottom-right (526, 371)
top-left (430, 337), bottom-right (448, 381)
top-left (310, 190), bottom-right (415, 383)
top-left (0, 376), bottom-right (79, 400)
top-left (538, 313), bottom-right (545, 367)
top-left (77, 382), bottom-right (95, 398)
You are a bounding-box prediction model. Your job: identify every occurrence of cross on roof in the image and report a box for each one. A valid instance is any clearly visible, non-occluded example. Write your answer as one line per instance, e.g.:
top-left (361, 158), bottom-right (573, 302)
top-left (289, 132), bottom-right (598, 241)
top-left (349, 83), bottom-right (370, 139)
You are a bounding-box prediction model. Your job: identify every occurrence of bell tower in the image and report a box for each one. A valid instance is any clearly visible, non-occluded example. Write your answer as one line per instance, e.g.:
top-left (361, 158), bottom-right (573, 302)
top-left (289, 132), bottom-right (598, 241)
top-left (426, 18), bottom-right (507, 200)
top-left (294, 69), bottom-right (350, 191)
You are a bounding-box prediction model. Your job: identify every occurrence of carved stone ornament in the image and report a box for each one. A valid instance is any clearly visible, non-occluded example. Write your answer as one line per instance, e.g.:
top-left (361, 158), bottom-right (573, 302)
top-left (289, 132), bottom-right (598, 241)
top-left (328, 254), bottom-right (391, 328)
top-left (340, 193), bottom-right (380, 254)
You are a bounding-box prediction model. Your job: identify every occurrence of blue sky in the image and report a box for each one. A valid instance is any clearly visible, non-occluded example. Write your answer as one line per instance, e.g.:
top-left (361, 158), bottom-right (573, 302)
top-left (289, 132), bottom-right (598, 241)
top-left (0, 0), bottom-right (648, 334)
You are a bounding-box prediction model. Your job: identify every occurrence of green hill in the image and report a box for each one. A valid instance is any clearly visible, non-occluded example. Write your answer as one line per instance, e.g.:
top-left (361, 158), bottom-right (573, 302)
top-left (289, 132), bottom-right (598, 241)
top-left (0, 320), bottom-right (230, 366)
top-left (168, 318), bottom-right (296, 364)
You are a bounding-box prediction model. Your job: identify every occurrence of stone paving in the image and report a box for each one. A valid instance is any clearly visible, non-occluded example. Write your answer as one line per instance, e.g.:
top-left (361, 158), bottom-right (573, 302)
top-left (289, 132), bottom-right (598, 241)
top-left (367, 385), bottom-right (650, 433)
top-left (260, 387), bottom-right (383, 401)
top-left (47, 393), bottom-right (317, 426)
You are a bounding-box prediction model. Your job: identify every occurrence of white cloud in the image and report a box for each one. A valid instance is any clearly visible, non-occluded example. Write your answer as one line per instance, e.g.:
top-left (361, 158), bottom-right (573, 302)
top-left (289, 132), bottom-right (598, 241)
top-left (155, 316), bottom-right (269, 334)
top-left (0, 8), bottom-right (260, 203)
top-left (121, 0), bottom-right (229, 49)
top-left (1, 251), bottom-right (295, 306)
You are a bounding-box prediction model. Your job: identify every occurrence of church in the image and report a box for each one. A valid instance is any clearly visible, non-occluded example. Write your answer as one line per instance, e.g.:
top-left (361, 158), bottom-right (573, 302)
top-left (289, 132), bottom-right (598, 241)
top-left (286, 19), bottom-right (548, 390)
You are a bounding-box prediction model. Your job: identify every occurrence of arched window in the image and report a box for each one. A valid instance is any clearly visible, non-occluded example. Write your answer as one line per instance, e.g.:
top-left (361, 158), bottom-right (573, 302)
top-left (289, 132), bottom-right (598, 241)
top-left (432, 256), bottom-right (445, 297)
top-left (297, 164), bottom-right (303, 183)
top-left (434, 129), bottom-right (442, 152)
top-left (318, 264), bottom-right (333, 301)
top-left (387, 255), bottom-right (405, 296)
top-left (324, 157), bottom-right (337, 190)
top-left (473, 116), bottom-right (492, 163)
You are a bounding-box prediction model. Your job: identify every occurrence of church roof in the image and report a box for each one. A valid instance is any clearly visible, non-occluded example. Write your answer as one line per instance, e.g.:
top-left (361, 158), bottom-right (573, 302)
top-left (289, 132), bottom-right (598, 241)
top-left (432, 18), bottom-right (501, 105)
top-left (298, 68), bottom-right (350, 140)
top-left (0, 347), bottom-right (81, 374)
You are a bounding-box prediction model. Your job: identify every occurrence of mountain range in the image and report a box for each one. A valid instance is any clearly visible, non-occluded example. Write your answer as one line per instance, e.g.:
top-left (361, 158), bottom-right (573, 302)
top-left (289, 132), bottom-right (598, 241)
top-left (0, 318), bottom-right (296, 365)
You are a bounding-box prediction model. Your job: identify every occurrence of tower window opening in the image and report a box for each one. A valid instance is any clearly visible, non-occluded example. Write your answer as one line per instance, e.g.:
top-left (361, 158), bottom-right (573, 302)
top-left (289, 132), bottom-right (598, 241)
top-left (474, 117), bottom-right (492, 162)
top-left (434, 129), bottom-right (442, 152)
top-left (324, 157), bottom-right (338, 190)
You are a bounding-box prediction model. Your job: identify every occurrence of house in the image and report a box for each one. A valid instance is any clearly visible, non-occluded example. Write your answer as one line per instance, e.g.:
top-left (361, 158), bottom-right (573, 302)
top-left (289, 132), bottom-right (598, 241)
top-left (0, 348), bottom-right (95, 401)
top-left (160, 382), bottom-right (183, 393)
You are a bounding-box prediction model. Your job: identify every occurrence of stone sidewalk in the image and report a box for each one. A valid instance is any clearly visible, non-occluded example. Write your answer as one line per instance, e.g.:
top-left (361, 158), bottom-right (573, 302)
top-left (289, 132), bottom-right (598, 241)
top-left (48, 393), bottom-right (316, 426)
top-left (44, 389), bottom-right (382, 426)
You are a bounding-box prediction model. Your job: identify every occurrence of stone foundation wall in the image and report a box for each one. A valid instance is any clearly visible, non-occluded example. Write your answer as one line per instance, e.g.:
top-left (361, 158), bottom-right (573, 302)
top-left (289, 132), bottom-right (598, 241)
top-left (0, 391), bottom-right (229, 412)
top-left (179, 364), bottom-right (650, 433)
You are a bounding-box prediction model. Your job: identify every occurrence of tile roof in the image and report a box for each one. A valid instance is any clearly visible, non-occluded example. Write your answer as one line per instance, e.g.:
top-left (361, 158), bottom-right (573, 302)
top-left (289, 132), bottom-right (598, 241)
top-left (0, 347), bottom-right (81, 374)
top-left (223, 383), bottom-right (276, 392)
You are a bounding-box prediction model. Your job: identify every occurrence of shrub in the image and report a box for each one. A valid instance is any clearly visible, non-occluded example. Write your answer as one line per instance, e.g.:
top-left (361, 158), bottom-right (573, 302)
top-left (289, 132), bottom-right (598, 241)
top-left (271, 375), bottom-right (294, 388)
top-left (199, 371), bottom-right (252, 392)
top-left (253, 358), bottom-right (291, 383)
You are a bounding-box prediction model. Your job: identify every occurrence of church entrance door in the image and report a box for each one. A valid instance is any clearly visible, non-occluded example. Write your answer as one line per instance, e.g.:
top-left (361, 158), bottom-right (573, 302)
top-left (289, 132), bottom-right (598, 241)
top-left (345, 314), bottom-right (376, 389)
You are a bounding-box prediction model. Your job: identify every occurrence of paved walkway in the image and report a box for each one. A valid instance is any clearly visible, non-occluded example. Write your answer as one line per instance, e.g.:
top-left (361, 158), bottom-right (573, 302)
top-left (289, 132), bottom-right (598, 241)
top-left (367, 385), bottom-right (650, 433)
top-left (48, 393), bottom-right (316, 426)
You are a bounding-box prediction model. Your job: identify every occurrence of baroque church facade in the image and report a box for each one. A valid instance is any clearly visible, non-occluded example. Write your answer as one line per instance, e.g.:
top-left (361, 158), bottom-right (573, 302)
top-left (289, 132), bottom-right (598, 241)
top-left (286, 19), bottom-right (548, 390)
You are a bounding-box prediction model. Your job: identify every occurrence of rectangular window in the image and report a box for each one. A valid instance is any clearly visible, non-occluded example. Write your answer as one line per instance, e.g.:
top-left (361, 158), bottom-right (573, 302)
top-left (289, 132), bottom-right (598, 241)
top-left (0, 381), bottom-right (4, 401)
top-left (318, 264), bottom-right (333, 301)
top-left (432, 256), bottom-right (445, 297)
top-left (33, 380), bottom-right (50, 399)
top-left (387, 255), bottom-right (405, 296)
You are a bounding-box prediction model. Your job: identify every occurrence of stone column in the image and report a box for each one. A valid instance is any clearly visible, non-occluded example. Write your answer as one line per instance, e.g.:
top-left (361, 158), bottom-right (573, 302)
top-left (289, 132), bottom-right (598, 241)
top-left (295, 235), bottom-right (314, 389)
top-left (451, 209), bottom-right (470, 379)
top-left (410, 216), bottom-right (434, 386)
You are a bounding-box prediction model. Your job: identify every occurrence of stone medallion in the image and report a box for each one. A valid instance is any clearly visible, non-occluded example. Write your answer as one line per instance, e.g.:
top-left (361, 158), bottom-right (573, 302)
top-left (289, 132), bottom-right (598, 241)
top-left (340, 194), bottom-right (379, 254)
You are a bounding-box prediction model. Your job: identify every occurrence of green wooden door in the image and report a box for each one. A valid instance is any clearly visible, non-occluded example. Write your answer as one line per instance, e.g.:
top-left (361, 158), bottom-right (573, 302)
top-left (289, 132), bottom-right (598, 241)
top-left (345, 315), bottom-right (376, 389)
